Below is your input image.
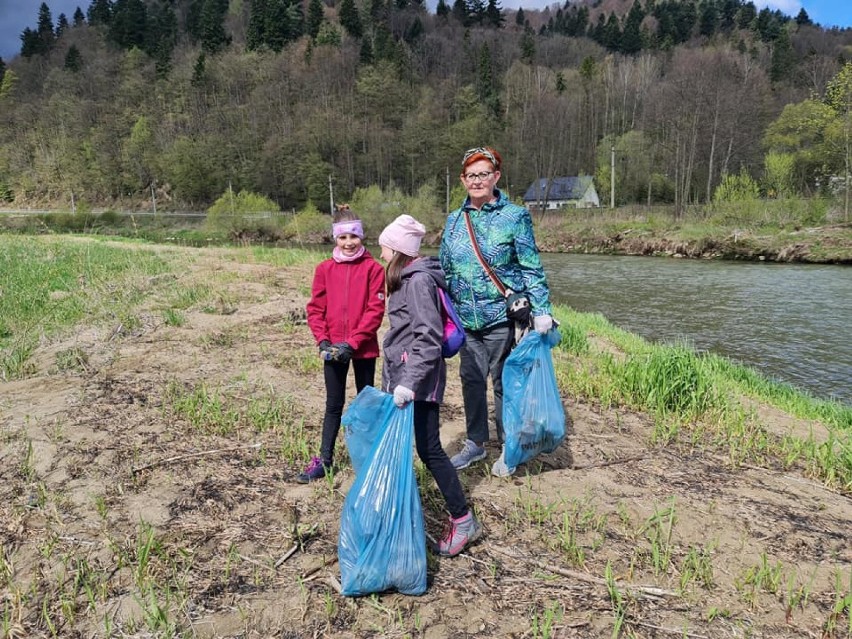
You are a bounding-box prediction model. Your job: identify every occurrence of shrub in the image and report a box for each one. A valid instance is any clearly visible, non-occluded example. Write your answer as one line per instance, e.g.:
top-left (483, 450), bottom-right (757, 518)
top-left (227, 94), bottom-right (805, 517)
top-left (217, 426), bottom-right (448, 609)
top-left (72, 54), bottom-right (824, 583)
top-left (206, 189), bottom-right (282, 239)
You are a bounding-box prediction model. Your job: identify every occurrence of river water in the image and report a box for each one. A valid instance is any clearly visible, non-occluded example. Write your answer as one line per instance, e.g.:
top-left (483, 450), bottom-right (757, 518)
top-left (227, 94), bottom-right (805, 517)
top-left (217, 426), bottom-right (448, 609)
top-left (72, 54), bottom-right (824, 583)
top-left (541, 254), bottom-right (851, 405)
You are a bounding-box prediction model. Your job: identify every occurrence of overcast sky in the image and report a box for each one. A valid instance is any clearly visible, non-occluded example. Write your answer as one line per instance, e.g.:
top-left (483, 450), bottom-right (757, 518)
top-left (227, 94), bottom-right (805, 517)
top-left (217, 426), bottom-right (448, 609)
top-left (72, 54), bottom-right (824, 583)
top-left (1, 0), bottom-right (851, 60)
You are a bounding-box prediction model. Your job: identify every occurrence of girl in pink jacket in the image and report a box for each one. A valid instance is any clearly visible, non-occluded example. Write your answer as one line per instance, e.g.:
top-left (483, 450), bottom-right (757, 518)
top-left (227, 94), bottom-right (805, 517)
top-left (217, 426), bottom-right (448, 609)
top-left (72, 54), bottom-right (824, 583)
top-left (299, 207), bottom-right (386, 483)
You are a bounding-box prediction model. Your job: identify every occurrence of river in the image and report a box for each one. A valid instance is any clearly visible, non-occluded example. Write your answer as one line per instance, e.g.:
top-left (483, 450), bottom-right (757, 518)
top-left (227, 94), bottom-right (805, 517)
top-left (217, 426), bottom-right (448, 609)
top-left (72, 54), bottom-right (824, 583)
top-left (541, 254), bottom-right (851, 405)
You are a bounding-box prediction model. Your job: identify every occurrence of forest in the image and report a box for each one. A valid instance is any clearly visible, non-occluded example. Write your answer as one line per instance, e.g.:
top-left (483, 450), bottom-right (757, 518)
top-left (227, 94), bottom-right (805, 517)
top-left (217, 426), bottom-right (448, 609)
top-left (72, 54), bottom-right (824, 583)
top-left (0, 0), bottom-right (851, 213)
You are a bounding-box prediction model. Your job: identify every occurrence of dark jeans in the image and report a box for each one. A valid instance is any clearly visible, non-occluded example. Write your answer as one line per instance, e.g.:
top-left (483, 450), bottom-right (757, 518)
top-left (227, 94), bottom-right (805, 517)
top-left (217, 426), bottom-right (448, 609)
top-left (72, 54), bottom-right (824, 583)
top-left (459, 323), bottom-right (513, 444)
top-left (413, 401), bottom-right (468, 519)
top-left (321, 357), bottom-right (376, 465)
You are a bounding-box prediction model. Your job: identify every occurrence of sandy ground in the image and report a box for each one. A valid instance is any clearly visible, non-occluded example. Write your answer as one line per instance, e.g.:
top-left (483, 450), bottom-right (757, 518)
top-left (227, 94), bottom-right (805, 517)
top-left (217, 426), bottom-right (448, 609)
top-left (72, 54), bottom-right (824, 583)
top-left (1, 243), bottom-right (850, 638)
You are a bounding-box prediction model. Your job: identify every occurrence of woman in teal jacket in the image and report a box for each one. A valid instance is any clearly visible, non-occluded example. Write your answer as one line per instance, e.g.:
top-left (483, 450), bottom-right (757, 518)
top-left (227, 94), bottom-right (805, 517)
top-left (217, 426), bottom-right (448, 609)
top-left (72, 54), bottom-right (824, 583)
top-left (439, 146), bottom-right (553, 477)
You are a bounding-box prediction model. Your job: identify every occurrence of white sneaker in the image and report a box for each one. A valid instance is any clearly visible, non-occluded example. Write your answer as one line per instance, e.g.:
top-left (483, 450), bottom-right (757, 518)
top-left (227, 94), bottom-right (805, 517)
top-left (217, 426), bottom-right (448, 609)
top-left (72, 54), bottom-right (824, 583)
top-left (491, 449), bottom-right (516, 477)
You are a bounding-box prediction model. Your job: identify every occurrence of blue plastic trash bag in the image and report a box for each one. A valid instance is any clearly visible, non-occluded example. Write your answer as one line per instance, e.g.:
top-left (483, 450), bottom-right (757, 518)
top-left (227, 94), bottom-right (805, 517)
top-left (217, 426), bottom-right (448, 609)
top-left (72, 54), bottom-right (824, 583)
top-left (341, 385), bottom-right (396, 475)
top-left (502, 329), bottom-right (566, 468)
top-left (338, 386), bottom-right (427, 596)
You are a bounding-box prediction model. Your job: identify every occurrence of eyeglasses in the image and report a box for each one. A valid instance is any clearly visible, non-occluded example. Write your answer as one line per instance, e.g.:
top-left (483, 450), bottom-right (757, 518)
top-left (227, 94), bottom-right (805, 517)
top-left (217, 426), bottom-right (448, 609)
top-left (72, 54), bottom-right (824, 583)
top-left (463, 171), bottom-right (494, 182)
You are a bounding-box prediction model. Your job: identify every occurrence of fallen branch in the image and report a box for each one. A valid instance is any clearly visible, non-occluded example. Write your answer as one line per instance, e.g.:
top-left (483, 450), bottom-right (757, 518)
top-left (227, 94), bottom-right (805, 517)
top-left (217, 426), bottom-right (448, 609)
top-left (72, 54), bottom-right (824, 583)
top-left (489, 545), bottom-right (677, 598)
top-left (274, 544), bottom-right (299, 568)
top-left (131, 442), bottom-right (261, 475)
top-left (300, 555), bottom-right (338, 581)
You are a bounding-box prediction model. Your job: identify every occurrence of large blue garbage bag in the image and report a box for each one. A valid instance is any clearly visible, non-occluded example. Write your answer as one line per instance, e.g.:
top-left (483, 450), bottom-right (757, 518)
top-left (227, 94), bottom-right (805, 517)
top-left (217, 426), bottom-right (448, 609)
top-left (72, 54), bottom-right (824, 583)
top-left (338, 386), bottom-right (427, 596)
top-left (502, 330), bottom-right (566, 468)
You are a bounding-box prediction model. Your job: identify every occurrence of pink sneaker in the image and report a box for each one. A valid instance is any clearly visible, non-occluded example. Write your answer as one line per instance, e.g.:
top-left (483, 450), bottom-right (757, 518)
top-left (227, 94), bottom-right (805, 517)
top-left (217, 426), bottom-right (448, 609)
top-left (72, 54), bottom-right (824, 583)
top-left (437, 511), bottom-right (483, 556)
top-left (295, 456), bottom-right (327, 483)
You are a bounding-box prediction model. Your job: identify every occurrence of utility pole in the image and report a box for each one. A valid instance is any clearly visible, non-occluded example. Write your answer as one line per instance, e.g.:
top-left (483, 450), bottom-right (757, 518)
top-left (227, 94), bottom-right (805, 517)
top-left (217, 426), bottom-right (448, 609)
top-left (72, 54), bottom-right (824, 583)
top-left (610, 144), bottom-right (616, 209)
top-left (328, 174), bottom-right (334, 213)
top-left (151, 183), bottom-right (157, 215)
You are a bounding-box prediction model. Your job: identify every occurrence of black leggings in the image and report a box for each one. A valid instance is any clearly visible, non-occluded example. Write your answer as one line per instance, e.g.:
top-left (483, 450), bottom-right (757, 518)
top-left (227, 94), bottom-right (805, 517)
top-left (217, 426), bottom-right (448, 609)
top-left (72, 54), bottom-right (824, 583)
top-left (321, 358), bottom-right (376, 465)
top-left (413, 401), bottom-right (469, 519)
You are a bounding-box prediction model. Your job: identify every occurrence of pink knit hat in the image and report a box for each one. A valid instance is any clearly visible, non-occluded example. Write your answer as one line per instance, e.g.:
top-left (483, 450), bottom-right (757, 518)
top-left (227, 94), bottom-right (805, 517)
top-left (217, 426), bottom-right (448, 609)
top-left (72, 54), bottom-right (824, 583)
top-left (378, 214), bottom-right (426, 257)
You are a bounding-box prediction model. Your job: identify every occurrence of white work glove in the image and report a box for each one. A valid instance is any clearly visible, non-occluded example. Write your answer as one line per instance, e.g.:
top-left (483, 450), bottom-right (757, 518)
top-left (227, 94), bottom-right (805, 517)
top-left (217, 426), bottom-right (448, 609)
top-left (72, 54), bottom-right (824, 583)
top-left (533, 314), bottom-right (553, 334)
top-left (393, 385), bottom-right (415, 407)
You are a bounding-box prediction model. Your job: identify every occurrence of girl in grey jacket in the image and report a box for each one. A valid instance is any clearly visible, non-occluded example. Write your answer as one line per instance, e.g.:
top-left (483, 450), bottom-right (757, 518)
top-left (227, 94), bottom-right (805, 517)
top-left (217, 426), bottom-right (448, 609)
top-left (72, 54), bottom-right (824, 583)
top-left (378, 214), bottom-right (482, 557)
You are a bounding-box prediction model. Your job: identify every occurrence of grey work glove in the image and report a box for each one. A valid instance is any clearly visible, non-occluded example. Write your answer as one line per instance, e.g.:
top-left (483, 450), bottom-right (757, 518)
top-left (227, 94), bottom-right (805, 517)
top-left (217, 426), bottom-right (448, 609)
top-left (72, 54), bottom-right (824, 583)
top-left (332, 342), bottom-right (353, 363)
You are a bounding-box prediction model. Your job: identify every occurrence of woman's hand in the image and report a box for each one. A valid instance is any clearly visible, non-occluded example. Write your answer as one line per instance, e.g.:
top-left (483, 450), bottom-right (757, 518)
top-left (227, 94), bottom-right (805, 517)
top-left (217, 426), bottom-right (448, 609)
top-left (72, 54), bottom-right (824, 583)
top-left (533, 314), bottom-right (553, 334)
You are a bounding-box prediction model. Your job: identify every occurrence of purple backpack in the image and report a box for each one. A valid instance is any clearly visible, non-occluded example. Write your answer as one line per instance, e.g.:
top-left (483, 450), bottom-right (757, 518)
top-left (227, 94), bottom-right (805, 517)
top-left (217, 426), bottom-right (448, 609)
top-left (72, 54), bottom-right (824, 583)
top-left (438, 288), bottom-right (466, 358)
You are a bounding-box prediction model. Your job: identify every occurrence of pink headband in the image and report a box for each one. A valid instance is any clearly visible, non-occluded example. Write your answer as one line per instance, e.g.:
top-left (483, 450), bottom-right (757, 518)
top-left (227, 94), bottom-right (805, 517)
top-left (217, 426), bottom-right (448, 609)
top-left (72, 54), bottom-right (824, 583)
top-left (332, 220), bottom-right (364, 239)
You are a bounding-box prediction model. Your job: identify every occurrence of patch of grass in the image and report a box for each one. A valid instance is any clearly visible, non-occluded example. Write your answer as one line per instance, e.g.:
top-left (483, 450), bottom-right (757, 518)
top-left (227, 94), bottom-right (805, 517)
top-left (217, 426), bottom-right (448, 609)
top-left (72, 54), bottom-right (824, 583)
top-left (735, 553), bottom-right (784, 607)
top-left (162, 308), bottom-right (185, 327)
top-left (55, 347), bottom-right (89, 372)
top-left (0, 235), bottom-right (178, 376)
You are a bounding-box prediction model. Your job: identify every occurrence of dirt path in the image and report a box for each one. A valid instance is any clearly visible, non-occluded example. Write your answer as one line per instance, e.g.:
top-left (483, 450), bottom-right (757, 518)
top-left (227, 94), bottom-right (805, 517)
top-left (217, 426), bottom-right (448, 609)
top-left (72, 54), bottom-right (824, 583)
top-left (1, 244), bottom-right (849, 638)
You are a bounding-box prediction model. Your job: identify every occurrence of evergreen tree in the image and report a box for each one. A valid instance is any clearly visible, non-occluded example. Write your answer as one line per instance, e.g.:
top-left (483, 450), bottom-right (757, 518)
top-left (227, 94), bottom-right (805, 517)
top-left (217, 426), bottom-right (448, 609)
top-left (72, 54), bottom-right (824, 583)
top-left (64, 44), bottom-right (83, 71)
top-left (795, 8), bottom-right (811, 26)
top-left (338, 0), bottom-right (363, 39)
top-left (247, 0), bottom-right (267, 50)
top-left (56, 13), bottom-right (70, 38)
top-left (736, 1), bottom-right (756, 30)
top-left (200, 0), bottom-right (231, 53)
top-left (698, 1), bottom-right (718, 37)
top-left (87, 0), bottom-right (113, 26)
top-left (284, 0), bottom-right (305, 41)
top-left (73, 7), bottom-right (86, 26)
top-left (404, 16), bottom-right (424, 42)
top-left (621, 1), bottom-right (644, 54)
top-left (147, 1), bottom-right (178, 75)
top-left (770, 27), bottom-right (796, 82)
top-left (20, 28), bottom-right (40, 58)
top-left (515, 7), bottom-right (524, 27)
top-left (590, 13), bottom-right (606, 43)
top-left (37, 3), bottom-right (56, 53)
top-left (485, 0), bottom-right (504, 28)
top-left (468, 0), bottom-right (486, 25)
top-left (191, 52), bottom-right (207, 86)
top-left (359, 36), bottom-right (373, 63)
top-left (602, 13), bottom-right (621, 51)
top-left (0, 58), bottom-right (5, 83)
top-left (555, 70), bottom-right (566, 94)
top-left (718, 0), bottom-right (737, 32)
top-left (563, 6), bottom-right (588, 36)
top-left (753, 7), bottom-right (781, 42)
top-left (477, 42), bottom-right (499, 116)
top-left (307, 0), bottom-right (324, 39)
top-left (436, 0), bottom-right (449, 19)
top-left (520, 25), bottom-right (534, 64)
top-left (110, 0), bottom-right (148, 50)
top-left (452, 0), bottom-right (469, 26)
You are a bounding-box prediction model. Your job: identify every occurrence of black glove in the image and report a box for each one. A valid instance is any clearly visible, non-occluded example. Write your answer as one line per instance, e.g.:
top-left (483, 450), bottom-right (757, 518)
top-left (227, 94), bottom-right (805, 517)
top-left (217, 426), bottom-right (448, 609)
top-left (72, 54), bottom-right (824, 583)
top-left (319, 340), bottom-right (332, 352)
top-left (332, 342), bottom-right (353, 363)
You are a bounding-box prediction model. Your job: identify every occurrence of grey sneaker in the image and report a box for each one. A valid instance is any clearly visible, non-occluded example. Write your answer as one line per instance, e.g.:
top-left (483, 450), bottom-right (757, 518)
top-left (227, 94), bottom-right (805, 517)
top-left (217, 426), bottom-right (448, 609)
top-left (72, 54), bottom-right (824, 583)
top-left (436, 511), bottom-right (483, 556)
top-left (450, 439), bottom-right (487, 470)
top-left (491, 449), bottom-right (516, 477)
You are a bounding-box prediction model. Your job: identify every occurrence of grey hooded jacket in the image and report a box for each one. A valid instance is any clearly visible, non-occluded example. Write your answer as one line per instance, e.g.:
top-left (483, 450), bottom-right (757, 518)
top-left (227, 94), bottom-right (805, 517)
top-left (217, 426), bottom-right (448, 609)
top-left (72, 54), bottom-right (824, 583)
top-left (381, 256), bottom-right (447, 404)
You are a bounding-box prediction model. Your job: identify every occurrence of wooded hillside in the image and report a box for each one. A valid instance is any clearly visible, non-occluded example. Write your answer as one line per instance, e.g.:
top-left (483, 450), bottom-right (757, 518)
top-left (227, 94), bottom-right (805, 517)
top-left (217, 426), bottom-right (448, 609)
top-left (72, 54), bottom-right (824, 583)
top-left (0, 0), bottom-right (850, 212)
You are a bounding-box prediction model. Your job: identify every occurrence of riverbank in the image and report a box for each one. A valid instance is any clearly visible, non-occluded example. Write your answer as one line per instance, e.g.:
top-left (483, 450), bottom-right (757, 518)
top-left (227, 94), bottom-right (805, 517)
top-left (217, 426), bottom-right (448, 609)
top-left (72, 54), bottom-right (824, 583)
top-left (1, 236), bottom-right (850, 638)
top-left (533, 215), bottom-right (852, 264)
top-left (3, 202), bottom-right (852, 264)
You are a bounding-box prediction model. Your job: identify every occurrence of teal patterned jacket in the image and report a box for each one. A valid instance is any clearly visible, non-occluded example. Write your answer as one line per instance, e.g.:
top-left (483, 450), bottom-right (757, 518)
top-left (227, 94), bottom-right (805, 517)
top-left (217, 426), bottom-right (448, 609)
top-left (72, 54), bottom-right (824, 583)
top-left (439, 189), bottom-right (552, 332)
